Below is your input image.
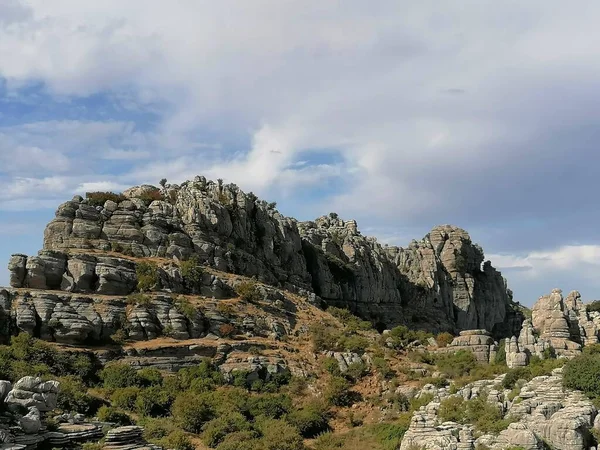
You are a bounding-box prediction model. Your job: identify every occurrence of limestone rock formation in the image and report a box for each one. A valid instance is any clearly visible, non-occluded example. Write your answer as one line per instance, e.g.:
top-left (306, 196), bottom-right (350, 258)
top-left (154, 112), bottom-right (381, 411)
top-left (438, 330), bottom-right (497, 364)
top-left (5, 376), bottom-right (59, 412)
top-left (0, 289), bottom-right (294, 345)
top-left (19, 176), bottom-right (519, 335)
top-left (402, 367), bottom-right (599, 450)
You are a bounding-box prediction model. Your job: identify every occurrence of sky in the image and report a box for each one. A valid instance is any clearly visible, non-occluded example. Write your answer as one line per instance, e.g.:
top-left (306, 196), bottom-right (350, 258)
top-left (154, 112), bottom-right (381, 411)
top-left (1, 1), bottom-right (600, 306)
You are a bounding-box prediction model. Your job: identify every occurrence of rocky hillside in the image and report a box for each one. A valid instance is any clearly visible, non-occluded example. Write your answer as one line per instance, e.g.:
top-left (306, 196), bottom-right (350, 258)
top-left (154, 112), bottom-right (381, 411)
top-left (9, 175), bottom-right (521, 337)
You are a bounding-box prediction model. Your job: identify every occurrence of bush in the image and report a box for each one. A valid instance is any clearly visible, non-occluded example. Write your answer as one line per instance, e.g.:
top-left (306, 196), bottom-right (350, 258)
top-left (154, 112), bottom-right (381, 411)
top-left (236, 280), bottom-right (263, 303)
top-left (96, 405), bottom-right (132, 425)
top-left (180, 255), bottom-right (204, 293)
top-left (257, 418), bottom-right (304, 450)
top-left (435, 350), bottom-right (478, 378)
top-left (111, 387), bottom-right (141, 411)
top-left (310, 323), bottom-right (340, 352)
top-left (160, 430), bottom-right (195, 450)
top-left (215, 431), bottom-right (260, 450)
top-left (135, 386), bottom-right (173, 417)
top-left (438, 394), bottom-right (515, 434)
top-left (172, 392), bottom-right (215, 433)
top-left (136, 262), bottom-right (160, 292)
top-left (502, 367), bottom-right (531, 390)
top-left (139, 189), bottom-right (164, 206)
top-left (495, 340), bottom-right (507, 365)
top-left (101, 363), bottom-right (140, 389)
top-left (563, 353), bottom-right (600, 398)
top-left (56, 376), bottom-right (103, 415)
top-left (372, 356), bottom-right (394, 379)
top-left (86, 191), bottom-right (125, 207)
top-left (327, 307), bottom-right (372, 331)
top-left (248, 393), bottom-right (292, 419)
top-left (202, 412), bottom-right (252, 447)
top-left (322, 357), bottom-right (341, 376)
top-left (177, 361), bottom-right (224, 392)
top-left (286, 400), bottom-right (330, 438)
top-left (345, 360), bottom-right (369, 382)
top-left (138, 368), bottom-right (163, 387)
top-left (174, 297), bottom-right (198, 321)
top-left (325, 376), bottom-right (353, 407)
top-left (436, 332), bottom-right (454, 348)
top-left (386, 326), bottom-right (433, 349)
top-left (127, 293), bottom-right (153, 306)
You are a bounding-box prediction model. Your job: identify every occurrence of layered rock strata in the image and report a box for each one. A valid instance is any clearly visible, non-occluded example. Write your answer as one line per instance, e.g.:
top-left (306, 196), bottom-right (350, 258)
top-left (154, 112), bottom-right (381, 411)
top-left (400, 368), bottom-right (598, 450)
top-left (11, 176), bottom-right (520, 335)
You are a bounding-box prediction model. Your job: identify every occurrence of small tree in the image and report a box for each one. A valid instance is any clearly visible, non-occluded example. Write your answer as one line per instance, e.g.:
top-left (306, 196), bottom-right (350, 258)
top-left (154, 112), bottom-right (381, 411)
top-left (159, 178), bottom-right (168, 188)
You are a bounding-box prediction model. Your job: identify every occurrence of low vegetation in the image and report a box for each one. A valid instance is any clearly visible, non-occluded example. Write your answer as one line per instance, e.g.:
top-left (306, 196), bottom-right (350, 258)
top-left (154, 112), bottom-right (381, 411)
top-left (85, 191), bottom-right (126, 207)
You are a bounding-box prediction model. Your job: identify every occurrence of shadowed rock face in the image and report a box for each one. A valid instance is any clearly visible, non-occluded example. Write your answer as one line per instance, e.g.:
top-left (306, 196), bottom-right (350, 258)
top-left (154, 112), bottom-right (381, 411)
top-left (14, 176), bottom-right (519, 335)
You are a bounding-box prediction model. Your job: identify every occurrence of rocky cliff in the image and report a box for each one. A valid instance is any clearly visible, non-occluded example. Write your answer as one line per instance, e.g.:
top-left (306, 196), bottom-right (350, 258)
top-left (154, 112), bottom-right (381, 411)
top-left (7, 176), bottom-right (520, 336)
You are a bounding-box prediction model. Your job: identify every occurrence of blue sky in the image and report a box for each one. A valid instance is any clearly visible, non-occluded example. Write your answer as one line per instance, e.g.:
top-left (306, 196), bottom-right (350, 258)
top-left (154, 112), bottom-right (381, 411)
top-left (2, 1), bottom-right (600, 306)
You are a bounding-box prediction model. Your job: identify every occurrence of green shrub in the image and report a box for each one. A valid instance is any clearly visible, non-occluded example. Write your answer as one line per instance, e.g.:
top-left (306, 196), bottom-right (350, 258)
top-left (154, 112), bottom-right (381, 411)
top-left (160, 430), bottom-right (195, 450)
top-left (386, 326), bottom-right (433, 349)
top-left (215, 431), bottom-right (260, 450)
top-left (111, 387), bottom-right (141, 411)
top-left (101, 363), bottom-right (141, 389)
top-left (438, 394), bottom-right (515, 434)
top-left (56, 376), bottom-right (103, 415)
top-left (345, 360), bottom-right (369, 382)
top-left (495, 340), bottom-right (507, 365)
top-left (310, 323), bottom-right (340, 352)
top-left (587, 301), bottom-right (600, 313)
top-left (372, 356), bottom-right (394, 379)
top-left (339, 334), bottom-right (370, 353)
top-left (172, 392), bottom-right (215, 433)
top-left (286, 400), bottom-right (330, 438)
top-left (327, 307), bottom-right (373, 331)
top-left (127, 293), bottom-right (153, 306)
top-left (502, 367), bottom-right (530, 390)
top-left (324, 376), bottom-right (353, 407)
top-left (135, 386), bottom-right (173, 417)
top-left (174, 297), bottom-right (198, 321)
top-left (257, 418), bottom-right (304, 450)
top-left (180, 255), bottom-right (204, 293)
top-left (177, 361), bottom-right (224, 392)
top-left (138, 368), bottom-right (163, 387)
top-left (248, 393), bottom-right (292, 419)
top-left (86, 191), bottom-right (125, 207)
top-left (236, 280), bottom-right (263, 303)
top-left (410, 393), bottom-right (434, 411)
top-left (435, 350), bottom-right (478, 378)
top-left (136, 262), bottom-right (160, 292)
top-left (96, 406), bottom-right (132, 425)
top-left (438, 395), bottom-right (465, 422)
top-left (322, 357), bottom-right (342, 376)
top-left (202, 412), bottom-right (252, 447)
top-left (563, 353), bottom-right (600, 398)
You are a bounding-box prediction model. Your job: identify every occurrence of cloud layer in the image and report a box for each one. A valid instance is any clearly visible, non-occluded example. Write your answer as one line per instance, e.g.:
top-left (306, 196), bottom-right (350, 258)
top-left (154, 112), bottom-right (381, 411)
top-left (1, 1), bottom-right (600, 303)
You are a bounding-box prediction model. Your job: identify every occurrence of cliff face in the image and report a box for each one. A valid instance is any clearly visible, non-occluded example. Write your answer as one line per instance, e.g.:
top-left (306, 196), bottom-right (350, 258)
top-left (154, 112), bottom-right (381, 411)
top-left (11, 176), bottom-right (519, 335)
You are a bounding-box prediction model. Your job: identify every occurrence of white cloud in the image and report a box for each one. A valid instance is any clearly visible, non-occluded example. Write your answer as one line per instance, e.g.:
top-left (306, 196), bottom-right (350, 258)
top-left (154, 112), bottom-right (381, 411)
top-left (489, 245), bottom-right (600, 278)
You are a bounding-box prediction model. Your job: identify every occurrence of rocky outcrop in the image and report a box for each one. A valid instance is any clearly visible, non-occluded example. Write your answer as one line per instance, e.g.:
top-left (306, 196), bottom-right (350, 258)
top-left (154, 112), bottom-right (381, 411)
top-left (387, 225), bottom-right (518, 336)
top-left (5, 377), bottom-right (59, 413)
top-left (402, 368), bottom-right (598, 450)
top-left (9, 251), bottom-right (233, 299)
top-left (438, 330), bottom-right (498, 364)
top-left (27, 176), bottom-right (519, 335)
top-left (0, 289), bottom-right (292, 345)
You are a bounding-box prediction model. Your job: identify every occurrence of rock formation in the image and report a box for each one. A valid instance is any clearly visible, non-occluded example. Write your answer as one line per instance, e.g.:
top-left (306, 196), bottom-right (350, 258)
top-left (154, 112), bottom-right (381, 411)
top-left (503, 289), bottom-right (600, 367)
top-left (437, 330), bottom-right (498, 364)
top-left (401, 367), bottom-right (599, 450)
top-left (7, 176), bottom-right (520, 336)
top-left (0, 288), bottom-right (291, 346)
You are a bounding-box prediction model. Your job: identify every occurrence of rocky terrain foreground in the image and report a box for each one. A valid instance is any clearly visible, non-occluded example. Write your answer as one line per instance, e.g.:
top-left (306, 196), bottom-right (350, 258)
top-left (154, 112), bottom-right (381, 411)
top-left (2, 176), bottom-right (600, 450)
